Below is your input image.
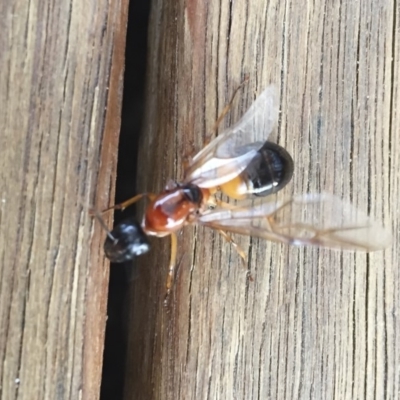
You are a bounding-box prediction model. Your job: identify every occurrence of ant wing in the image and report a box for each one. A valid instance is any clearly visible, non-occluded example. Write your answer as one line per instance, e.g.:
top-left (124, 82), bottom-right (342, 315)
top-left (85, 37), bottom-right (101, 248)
top-left (184, 85), bottom-right (279, 189)
top-left (199, 193), bottom-right (392, 252)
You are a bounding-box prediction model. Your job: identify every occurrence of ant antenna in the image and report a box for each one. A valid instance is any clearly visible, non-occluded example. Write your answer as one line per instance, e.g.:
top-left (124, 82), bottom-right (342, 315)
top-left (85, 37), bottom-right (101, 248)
top-left (91, 209), bottom-right (117, 243)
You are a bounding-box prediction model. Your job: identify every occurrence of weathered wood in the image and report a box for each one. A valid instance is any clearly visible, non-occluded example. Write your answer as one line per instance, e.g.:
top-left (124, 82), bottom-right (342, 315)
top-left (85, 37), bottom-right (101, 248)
top-left (0, 0), bottom-right (128, 398)
top-left (124, 0), bottom-right (398, 399)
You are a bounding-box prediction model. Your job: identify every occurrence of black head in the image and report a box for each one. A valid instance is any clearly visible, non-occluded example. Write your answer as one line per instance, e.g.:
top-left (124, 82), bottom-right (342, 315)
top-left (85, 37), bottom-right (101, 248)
top-left (104, 218), bottom-right (150, 263)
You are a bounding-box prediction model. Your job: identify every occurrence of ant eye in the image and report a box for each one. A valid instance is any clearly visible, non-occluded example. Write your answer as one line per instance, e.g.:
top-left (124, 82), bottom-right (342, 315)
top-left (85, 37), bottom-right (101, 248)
top-left (104, 218), bottom-right (150, 263)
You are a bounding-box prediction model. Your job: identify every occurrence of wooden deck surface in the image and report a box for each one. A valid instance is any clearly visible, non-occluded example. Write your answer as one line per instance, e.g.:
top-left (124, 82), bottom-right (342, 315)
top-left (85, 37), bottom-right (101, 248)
top-left (1, 0), bottom-right (398, 399)
top-left (0, 0), bottom-right (128, 398)
top-left (123, 1), bottom-right (399, 399)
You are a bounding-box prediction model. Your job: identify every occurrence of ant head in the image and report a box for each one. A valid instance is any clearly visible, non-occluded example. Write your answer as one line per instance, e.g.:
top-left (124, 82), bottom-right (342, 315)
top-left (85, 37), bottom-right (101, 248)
top-left (92, 210), bottom-right (150, 263)
top-left (104, 218), bottom-right (150, 263)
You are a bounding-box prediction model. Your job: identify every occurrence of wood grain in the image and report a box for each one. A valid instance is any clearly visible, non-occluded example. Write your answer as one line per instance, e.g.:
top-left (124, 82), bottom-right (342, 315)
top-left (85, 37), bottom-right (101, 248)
top-left (0, 0), bottom-right (128, 398)
top-left (122, 0), bottom-right (399, 399)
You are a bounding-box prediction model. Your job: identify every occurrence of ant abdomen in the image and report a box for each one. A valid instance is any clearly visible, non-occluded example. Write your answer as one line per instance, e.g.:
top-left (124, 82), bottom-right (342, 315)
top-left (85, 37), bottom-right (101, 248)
top-left (244, 141), bottom-right (294, 197)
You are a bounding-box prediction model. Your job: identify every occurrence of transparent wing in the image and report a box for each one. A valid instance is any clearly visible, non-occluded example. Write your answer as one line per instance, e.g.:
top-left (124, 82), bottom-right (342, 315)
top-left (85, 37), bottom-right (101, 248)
top-left (198, 193), bottom-right (392, 252)
top-left (184, 85), bottom-right (279, 188)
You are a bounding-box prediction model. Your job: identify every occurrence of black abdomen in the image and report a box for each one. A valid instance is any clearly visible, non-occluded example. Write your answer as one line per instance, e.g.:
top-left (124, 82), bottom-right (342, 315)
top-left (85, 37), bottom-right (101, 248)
top-left (243, 142), bottom-right (294, 197)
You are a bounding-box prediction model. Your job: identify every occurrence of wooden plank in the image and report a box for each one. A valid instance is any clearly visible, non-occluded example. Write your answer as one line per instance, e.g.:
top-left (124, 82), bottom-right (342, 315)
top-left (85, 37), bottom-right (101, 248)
top-left (0, 0), bottom-right (128, 398)
top-left (123, 0), bottom-right (398, 399)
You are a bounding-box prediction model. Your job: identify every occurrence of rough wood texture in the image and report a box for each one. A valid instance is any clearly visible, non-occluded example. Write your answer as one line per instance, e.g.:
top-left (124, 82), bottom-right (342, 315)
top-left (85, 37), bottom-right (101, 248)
top-left (124, 1), bottom-right (398, 399)
top-left (0, 0), bottom-right (128, 398)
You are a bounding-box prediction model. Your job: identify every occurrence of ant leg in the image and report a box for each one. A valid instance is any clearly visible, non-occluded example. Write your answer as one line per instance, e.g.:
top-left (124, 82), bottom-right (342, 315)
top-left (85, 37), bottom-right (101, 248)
top-left (100, 192), bottom-right (157, 215)
top-left (90, 209), bottom-right (116, 241)
top-left (207, 195), bottom-right (232, 209)
top-left (165, 232), bottom-right (178, 297)
top-left (263, 198), bottom-right (295, 231)
top-left (214, 198), bottom-right (239, 210)
top-left (211, 77), bottom-right (250, 135)
top-left (201, 78), bottom-right (250, 149)
top-left (218, 229), bottom-right (247, 264)
top-left (207, 197), bottom-right (247, 212)
top-left (183, 78), bottom-right (250, 171)
top-left (182, 155), bottom-right (193, 172)
top-left (218, 229), bottom-right (254, 281)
